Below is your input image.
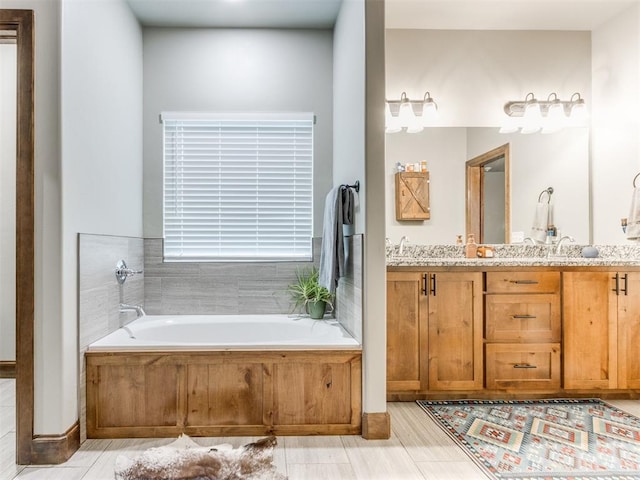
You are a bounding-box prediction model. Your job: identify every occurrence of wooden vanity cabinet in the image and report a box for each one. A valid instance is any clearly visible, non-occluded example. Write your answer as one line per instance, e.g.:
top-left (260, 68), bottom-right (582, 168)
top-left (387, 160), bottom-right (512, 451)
top-left (484, 271), bottom-right (561, 391)
top-left (386, 270), bottom-right (483, 394)
top-left (563, 271), bottom-right (640, 390)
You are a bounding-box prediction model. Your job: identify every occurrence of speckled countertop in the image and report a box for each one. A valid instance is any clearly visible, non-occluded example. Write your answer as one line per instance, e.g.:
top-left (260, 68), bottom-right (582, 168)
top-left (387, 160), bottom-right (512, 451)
top-left (386, 244), bottom-right (640, 267)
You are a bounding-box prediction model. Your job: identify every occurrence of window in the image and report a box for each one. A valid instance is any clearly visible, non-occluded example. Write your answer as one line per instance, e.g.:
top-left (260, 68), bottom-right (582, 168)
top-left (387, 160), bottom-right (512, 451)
top-left (162, 112), bottom-right (313, 261)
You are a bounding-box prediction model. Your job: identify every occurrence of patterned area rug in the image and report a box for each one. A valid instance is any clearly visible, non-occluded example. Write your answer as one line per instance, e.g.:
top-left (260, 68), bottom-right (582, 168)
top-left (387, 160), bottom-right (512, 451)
top-left (417, 399), bottom-right (640, 480)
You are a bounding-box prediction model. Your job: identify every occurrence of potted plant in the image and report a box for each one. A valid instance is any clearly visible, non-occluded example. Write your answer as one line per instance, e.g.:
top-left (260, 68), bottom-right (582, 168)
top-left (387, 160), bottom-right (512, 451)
top-left (287, 267), bottom-right (334, 319)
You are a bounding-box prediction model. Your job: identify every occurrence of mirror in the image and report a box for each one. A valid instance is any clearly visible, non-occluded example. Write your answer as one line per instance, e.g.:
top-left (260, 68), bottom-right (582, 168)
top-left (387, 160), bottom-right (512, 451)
top-left (466, 143), bottom-right (510, 244)
top-left (385, 126), bottom-right (589, 245)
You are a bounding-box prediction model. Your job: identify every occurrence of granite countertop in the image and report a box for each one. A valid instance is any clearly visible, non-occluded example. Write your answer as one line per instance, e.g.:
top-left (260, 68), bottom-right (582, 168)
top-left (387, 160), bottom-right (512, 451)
top-left (386, 244), bottom-right (640, 267)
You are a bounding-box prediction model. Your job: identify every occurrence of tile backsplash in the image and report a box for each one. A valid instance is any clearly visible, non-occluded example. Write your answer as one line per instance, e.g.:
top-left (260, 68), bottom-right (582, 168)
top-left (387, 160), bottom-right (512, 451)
top-left (143, 237), bottom-right (323, 315)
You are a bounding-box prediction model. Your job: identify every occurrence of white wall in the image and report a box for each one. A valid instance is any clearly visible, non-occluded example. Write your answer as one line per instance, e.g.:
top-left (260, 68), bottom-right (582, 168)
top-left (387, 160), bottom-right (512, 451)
top-left (386, 128), bottom-right (467, 244)
top-left (592, 3), bottom-right (640, 244)
top-left (386, 29), bottom-right (591, 128)
top-left (333, 0), bottom-right (365, 235)
top-left (0, 43), bottom-right (16, 362)
top-left (142, 28), bottom-right (334, 238)
top-left (57, 0), bottom-right (143, 435)
top-left (385, 29), bottom-right (592, 244)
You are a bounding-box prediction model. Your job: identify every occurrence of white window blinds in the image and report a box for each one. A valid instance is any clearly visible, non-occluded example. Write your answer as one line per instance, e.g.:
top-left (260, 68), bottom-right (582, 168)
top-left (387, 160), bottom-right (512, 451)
top-left (162, 112), bottom-right (314, 261)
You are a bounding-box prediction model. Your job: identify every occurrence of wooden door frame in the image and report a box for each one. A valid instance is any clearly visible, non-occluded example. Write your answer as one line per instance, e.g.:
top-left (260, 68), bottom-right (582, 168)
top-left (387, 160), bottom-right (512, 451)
top-left (1, 8), bottom-right (35, 465)
top-left (465, 143), bottom-right (511, 244)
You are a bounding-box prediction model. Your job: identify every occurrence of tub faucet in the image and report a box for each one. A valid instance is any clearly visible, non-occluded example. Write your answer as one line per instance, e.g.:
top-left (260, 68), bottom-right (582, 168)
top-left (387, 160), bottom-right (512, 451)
top-left (399, 236), bottom-right (409, 255)
top-left (119, 303), bottom-right (146, 318)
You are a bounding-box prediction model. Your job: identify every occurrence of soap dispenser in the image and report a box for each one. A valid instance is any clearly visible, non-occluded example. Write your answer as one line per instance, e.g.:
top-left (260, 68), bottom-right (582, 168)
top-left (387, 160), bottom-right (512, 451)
top-left (465, 234), bottom-right (478, 259)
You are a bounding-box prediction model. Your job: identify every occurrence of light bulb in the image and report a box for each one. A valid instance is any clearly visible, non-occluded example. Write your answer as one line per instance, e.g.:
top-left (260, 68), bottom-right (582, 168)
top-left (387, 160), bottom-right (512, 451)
top-left (385, 103), bottom-right (402, 134)
top-left (541, 101), bottom-right (565, 134)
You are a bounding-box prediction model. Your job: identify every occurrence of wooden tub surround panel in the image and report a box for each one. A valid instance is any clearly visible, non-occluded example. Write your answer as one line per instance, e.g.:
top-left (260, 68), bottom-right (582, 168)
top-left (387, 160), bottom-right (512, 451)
top-left (86, 350), bottom-right (362, 438)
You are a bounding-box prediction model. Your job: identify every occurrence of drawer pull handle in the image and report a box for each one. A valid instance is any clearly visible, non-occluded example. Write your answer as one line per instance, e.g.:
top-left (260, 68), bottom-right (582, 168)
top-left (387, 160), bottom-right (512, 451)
top-left (512, 315), bottom-right (536, 319)
top-left (513, 363), bottom-right (537, 369)
top-left (511, 280), bottom-right (539, 285)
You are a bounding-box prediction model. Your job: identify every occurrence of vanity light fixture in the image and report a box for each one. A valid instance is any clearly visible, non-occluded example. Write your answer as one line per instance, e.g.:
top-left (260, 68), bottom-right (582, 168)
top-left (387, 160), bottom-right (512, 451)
top-left (501, 91), bottom-right (588, 134)
top-left (385, 91), bottom-right (438, 134)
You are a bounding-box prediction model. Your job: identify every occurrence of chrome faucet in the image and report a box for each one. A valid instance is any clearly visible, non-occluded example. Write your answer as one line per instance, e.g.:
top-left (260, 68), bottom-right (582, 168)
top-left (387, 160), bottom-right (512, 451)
top-left (119, 303), bottom-right (146, 318)
top-left (398, 236), bottom-right (409, 255)
top-left (523, 237), bottom-right (537, 245)
top-left (552, 235), bottom-right (575, 256)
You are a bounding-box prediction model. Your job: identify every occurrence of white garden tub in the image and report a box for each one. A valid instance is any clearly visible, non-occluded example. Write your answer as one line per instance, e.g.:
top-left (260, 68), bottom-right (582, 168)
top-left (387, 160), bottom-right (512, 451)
top-left (87, 314), bottom-right (361, 351)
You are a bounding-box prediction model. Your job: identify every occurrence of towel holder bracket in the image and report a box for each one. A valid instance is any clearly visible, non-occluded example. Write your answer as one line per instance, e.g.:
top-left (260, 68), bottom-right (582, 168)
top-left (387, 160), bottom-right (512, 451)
top-left (341, 180), bottom-right (360, 193)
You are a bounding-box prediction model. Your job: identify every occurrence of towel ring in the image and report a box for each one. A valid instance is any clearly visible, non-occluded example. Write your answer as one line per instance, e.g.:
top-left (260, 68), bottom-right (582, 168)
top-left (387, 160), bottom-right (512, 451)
top-left (538, 187), bottom-right (554, 203)
top-left (634, 172), bottom-right (640, 188)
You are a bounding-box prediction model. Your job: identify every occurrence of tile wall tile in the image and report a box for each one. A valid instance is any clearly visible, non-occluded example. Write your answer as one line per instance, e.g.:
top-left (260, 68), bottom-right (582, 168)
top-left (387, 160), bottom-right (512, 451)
top-left (143, 238), bottom-right (322, 315)
top-left (78, 234), bottom-right (144, 443)
top-left (336, 235), bottom-right (363, 344)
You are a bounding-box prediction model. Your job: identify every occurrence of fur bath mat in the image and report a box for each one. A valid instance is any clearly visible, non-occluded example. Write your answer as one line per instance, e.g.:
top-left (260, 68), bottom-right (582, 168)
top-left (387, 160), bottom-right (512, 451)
top-left (114, 434), bottom-right (286, 480)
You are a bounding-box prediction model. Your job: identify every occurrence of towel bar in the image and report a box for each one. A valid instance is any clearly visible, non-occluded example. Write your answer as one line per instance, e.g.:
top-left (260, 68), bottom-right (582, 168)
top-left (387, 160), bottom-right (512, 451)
top-left (633, 172), bottom-right (640, 188)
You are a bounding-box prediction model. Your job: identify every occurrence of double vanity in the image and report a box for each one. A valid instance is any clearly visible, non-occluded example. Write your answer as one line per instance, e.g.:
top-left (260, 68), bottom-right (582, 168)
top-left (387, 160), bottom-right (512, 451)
top-left (386, 244), bottom-right (640, 400)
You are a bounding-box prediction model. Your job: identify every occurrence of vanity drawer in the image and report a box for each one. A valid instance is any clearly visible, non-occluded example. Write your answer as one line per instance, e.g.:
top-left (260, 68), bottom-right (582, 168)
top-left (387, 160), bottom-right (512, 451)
top-left (485, 294), bottom-right (561, 342)
top-left (485, 343), bottom-right (561, 390)
top-left (486, 271), bottom-right (560, 294)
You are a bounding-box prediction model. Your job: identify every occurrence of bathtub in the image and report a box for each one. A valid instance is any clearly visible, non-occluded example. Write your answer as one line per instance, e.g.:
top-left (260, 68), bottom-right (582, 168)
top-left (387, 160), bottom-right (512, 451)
top-left (85, 314), bottom-right (362, 438)
top-left (87, 314), bottom-right (361, 351)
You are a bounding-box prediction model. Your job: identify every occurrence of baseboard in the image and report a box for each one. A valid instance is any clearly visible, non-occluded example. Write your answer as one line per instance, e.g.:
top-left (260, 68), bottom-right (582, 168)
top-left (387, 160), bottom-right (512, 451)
top-left (361, 411), bottom-right (391, 440)
top-left (0, 361), bottom-right (16, 378)
top-left (29, 421), bottom-right (80, 465)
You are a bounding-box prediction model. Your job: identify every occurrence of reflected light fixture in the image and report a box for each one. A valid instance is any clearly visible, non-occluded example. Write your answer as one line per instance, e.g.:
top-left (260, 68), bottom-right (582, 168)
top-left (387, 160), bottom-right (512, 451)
top-left (501, 91), bottom-right (588, 134)
top-left (386, 91), bottom-right (438, 133)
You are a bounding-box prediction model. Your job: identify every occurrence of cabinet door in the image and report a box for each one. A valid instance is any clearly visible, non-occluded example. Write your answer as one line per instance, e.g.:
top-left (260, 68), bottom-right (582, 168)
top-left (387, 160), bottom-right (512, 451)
top-left (618, 272), bottom-right (640, 389)
top-left (563, 272), bottom-right (617, 389)
top-left (386, 272), bottom-right (428, 392)
top-left (395, 172), bottom-right (430, 220)
top-left (428, 272), bottom-right (483, 390)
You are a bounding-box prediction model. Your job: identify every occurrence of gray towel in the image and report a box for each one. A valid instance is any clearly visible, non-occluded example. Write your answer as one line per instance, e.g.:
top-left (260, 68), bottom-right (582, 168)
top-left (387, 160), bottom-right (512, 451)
top-left (319, 186), bottom-right (345, 293)
top-left (342, 187), bottom-right (354, 225)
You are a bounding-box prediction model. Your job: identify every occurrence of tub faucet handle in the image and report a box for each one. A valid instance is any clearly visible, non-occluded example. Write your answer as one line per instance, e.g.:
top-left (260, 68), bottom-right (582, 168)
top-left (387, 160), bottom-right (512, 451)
top-left (115, 259), bottom-right (143, 284)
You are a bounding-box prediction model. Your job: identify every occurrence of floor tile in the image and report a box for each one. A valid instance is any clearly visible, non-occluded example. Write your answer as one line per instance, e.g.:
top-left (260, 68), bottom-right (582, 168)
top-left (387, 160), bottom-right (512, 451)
top-left (341, 434), bottom-right (426, 480)
top-left (389, 402), bottom-right (469, 463)
top-left (14, 467), bottom-right (88, 480)
top-left (415, 460), bottom-right (490, 480)
top-left (0, 433), bottom-right (24, 480)
top-left (0, 407), bottom-right (15, 437)
top-left (284, 435), bottom-right (350, 464)
top-left (287, 463), bottom-right (356, 480)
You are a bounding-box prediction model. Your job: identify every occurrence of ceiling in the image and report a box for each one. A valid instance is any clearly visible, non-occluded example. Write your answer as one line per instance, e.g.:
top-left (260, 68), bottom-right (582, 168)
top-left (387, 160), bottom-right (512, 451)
top-left (385, 0), bottom-right (639, 31)
top-left (126, 0), bottom-right (639, 30)
top-left (125, 0), bottom-right (343, 28)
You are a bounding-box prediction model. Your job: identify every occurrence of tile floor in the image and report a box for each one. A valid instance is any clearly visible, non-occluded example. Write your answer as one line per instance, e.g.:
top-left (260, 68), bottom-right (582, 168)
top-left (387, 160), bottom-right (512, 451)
top-left (3, 379), bottom-right (640, 480)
